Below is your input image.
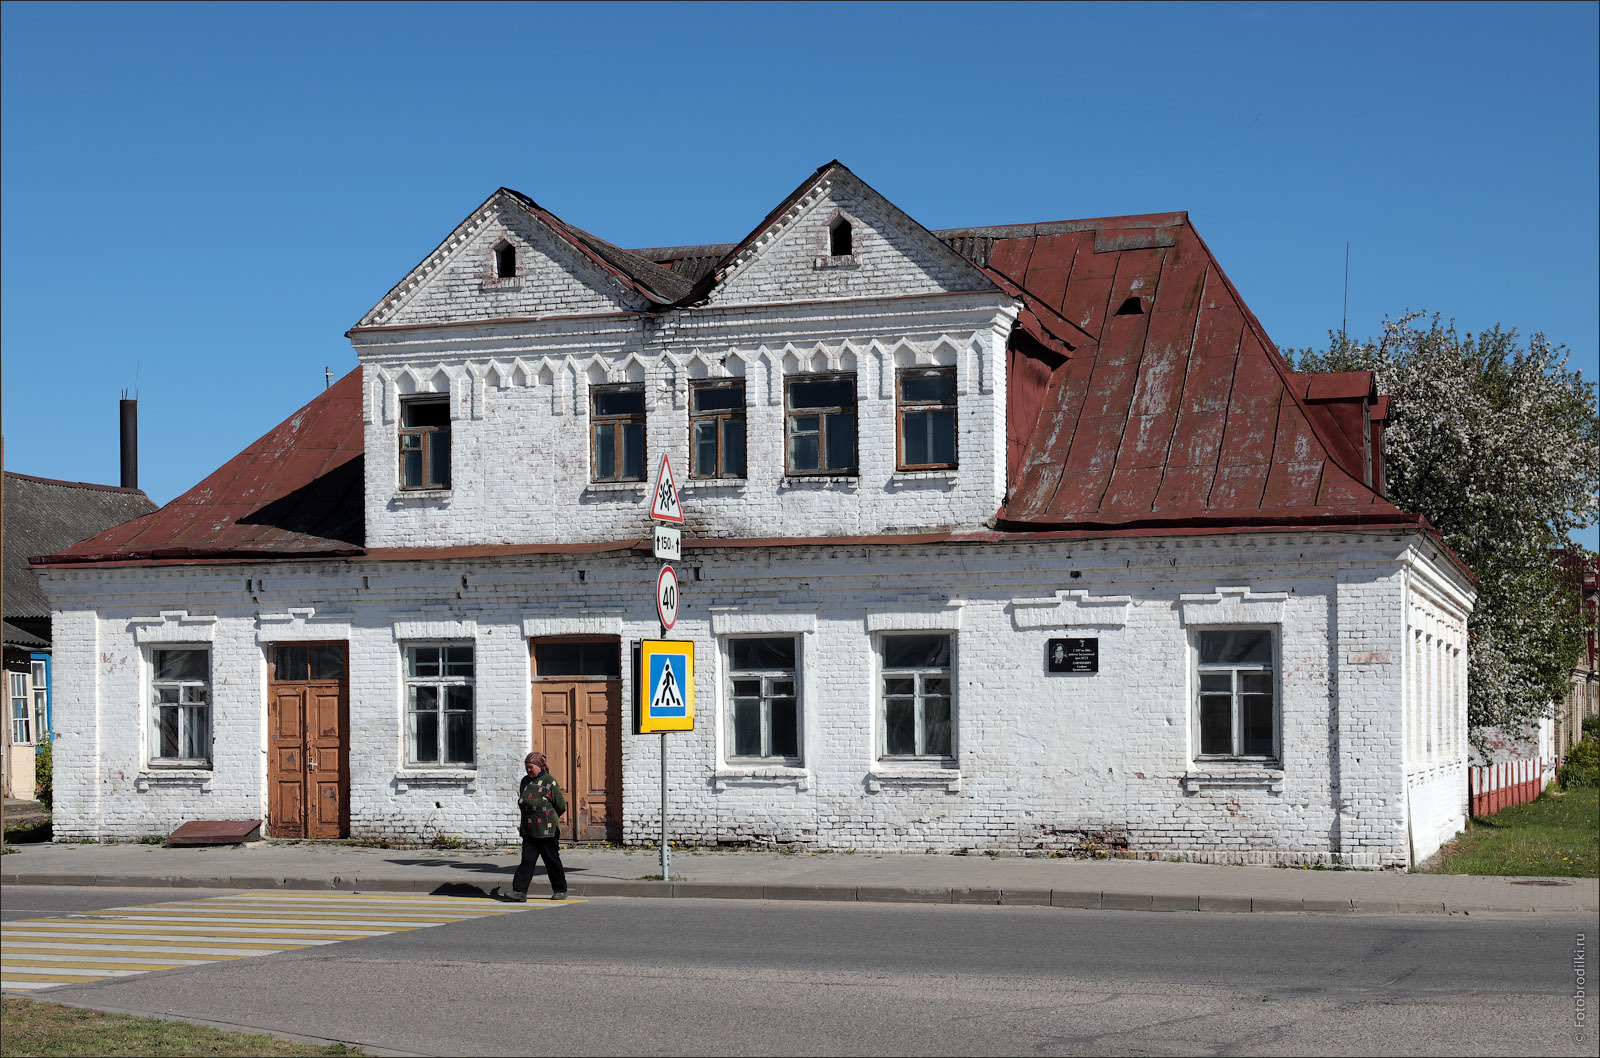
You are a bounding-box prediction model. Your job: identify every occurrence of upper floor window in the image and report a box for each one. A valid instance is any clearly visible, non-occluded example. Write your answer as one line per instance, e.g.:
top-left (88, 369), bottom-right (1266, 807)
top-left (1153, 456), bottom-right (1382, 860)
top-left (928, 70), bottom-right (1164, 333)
top-left (726, 636), bottom-right (800, 763)
top-left (880, 634), bottom-right (953, 761)
top-left (690, 381), bottom-right (746, 479)
top-left (897, 368), bottom-right (957, 470)
top-left (786, 373), bottom-right (857, 475)
top-left (829, 216), bottom-right (853, 257)
top-left (404, 643), bottom-right (475, 767)
top-left (1193, 629), bottom-right (1278, 762)
top-left (591, 384), bottom-right (646, 482)
top-left (150, 647), bottom-right (210, 765)
top-left (399, 397), bottom-right (451, 491)
top-left (494, 241), bottom-right (516, 279)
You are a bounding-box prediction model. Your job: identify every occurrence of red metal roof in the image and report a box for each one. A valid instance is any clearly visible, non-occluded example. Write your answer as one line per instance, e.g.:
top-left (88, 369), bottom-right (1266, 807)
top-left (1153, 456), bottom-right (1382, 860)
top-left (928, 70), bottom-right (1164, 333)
top-left (985, 214), bottom-right (1403, 531)
top-left (36, 370), bottom-right (365, 564)
top-left (37, 199), bottom-right (1440, 570)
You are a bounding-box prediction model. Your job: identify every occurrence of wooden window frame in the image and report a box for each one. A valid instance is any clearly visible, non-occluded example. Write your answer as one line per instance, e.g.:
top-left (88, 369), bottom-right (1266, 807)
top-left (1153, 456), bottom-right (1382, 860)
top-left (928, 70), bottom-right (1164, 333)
top-left (148, 647), bottom-right (211, 767)
top-left (724, 636), bottom-right (801, 764)
top-left (784, 372), bottom-right (858, 476)
top-left (398, 396), bottom-right (451, 491)
top-left (403, 642), bottom-right (476, 767)
top-left (895, 367), bottom-right (957, 471)
top-left (689, 380), bottom-right (747, 479)
top-left (878, 634), bottom-right (954, 762)
top-left (1191, 627), bottom-right (1280, 763)
top-left (590, 383), bottom-right (646, 483)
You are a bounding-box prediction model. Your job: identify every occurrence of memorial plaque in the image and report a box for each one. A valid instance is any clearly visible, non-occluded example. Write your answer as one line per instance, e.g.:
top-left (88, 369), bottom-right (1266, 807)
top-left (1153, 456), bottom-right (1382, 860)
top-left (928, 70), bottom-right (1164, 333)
top-left (1047, 637), bottom-right (1098, 674)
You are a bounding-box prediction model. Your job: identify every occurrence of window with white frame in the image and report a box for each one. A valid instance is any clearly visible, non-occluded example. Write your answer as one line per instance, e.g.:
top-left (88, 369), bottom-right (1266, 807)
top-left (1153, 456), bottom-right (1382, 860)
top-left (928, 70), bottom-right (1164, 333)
top-left (1193, 629), bottom-right (1278, 761)
top-left (404, 643), bottom-right (475, 766)
top-left (30, 660), bottom-right (48, 743)
top-left (149, 647), bottom-right (210, 765)
top-left (879, 634), bottom-right (953, 760)
top-left (9, 670), bottom-right (32, 746)
top-left (726, 637), bottom-right (800, 762)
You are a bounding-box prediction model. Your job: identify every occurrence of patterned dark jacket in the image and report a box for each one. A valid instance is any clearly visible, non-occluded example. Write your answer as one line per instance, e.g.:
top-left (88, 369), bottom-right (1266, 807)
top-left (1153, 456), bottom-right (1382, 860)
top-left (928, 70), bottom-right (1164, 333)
top-left (518, 771), bottom-right (567, 839)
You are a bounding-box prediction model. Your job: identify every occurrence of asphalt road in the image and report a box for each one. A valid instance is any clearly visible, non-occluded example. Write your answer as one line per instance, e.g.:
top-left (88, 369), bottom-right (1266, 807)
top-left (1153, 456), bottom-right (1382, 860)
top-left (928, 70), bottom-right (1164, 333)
top-left (4, 886), bottom-right (1590, 1056)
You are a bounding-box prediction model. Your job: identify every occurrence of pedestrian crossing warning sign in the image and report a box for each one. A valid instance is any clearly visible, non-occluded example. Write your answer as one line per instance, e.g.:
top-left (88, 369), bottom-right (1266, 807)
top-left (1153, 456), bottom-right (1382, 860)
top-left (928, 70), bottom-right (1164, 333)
top-left (639, 639), bottom-right (694, 732)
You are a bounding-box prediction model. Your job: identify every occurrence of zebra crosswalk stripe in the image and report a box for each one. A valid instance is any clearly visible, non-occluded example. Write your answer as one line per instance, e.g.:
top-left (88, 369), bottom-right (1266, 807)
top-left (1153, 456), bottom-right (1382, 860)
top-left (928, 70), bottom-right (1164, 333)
top-left (1, 890), bottom-right (569, 993)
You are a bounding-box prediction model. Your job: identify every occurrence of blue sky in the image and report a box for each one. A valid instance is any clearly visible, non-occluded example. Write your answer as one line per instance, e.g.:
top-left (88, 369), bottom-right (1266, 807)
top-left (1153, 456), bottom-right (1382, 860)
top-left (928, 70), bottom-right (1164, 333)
top-left (3, 1), bottom-right (1596, 547)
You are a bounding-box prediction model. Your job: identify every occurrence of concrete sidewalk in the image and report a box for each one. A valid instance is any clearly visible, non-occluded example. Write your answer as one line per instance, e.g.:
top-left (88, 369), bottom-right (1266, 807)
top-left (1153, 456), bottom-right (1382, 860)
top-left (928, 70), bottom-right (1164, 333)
top-left (3, 839), bottom-right (1596, 914)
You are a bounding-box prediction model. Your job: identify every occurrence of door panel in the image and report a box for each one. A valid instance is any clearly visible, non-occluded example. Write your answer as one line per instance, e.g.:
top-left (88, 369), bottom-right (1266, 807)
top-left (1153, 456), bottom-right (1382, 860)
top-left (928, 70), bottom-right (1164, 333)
top-left (267, 644), bottom-right (349, 839)
top-left (531, 638), bottom-right (622, 843)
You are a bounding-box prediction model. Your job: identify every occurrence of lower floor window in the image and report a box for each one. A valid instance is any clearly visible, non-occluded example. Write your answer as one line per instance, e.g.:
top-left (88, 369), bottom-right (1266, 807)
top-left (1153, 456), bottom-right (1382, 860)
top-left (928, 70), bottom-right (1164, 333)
top-left (1194, 628), bottom-right (1278, 760)
top-left (9, 670), bottom-right (32, 746)
top-left (150, 647), bottom-right (210, 764)
top-left (880, 634), bottom-right (953, 760)
top-left (405, 643), bottom-right (475, 766)
top-left (727, 637), bottom-right (799, 761)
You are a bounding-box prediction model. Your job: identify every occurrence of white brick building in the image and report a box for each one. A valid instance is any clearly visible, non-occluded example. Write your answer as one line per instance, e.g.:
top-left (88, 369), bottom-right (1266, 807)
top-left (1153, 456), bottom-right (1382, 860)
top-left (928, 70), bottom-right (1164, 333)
top-left (36, 163), bottom-right (1475, 866)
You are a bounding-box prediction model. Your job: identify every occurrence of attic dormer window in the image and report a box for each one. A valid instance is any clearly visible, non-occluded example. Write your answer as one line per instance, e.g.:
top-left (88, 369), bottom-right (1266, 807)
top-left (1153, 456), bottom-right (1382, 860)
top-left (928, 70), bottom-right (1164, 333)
top-left (829, 217), bottom-right (853, 257)
top-left (494, 242), bottom-right (517, 279)
top-left (1116, 296), bottom-right (1144, 316)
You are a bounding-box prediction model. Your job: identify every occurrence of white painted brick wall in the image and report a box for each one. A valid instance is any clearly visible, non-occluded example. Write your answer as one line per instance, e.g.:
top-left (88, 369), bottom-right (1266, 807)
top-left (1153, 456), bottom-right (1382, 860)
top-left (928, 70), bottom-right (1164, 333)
top-left (38, 530), bottom-right (1472, 866)
top-left (354, 295), bottom-right (1017, 547)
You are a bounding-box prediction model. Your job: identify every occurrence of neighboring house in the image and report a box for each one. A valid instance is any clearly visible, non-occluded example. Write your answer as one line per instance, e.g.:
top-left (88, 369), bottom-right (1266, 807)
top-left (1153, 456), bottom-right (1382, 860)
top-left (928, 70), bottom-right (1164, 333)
top-left (3, 472), bottom-right (156, 799)
top-left (34, 163), bottom-right (1476, 866)
top-left (1555, 551), bottom-right (1598, 760)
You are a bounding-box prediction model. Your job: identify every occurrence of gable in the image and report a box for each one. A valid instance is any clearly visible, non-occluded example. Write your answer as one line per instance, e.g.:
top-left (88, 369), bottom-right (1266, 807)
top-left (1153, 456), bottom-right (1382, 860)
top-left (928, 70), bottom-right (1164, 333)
top-left (705, 166), bottom-right (997, 307)
top-left (356, 193), bottom-right (655, 329)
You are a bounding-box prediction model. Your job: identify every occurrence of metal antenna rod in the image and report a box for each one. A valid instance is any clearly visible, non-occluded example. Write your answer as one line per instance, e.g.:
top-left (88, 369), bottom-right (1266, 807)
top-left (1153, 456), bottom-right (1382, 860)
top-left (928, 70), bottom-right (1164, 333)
top-left (1341, 242), bottom-right (1350, 340)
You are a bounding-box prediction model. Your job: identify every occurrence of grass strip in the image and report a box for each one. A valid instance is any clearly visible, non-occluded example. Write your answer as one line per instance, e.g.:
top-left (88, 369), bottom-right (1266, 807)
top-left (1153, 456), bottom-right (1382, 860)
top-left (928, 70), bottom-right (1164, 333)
top-left (0, 996), bottom-right (364, 1057)
top-left (1423, 787), bottom-right (1598, 877)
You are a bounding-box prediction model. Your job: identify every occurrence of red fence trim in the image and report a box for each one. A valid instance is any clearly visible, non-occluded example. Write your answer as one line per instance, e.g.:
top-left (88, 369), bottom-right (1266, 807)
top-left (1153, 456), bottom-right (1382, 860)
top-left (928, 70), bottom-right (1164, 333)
top-left (1468, 758), bottom-right (1544, 816)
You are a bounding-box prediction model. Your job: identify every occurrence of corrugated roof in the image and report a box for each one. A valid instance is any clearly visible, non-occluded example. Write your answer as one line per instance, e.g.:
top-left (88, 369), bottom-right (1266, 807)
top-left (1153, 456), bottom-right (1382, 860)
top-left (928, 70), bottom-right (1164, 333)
top-left (4, 472), bottom-right (157, 616)
top-left (36, 370), bottom-right (365, 565)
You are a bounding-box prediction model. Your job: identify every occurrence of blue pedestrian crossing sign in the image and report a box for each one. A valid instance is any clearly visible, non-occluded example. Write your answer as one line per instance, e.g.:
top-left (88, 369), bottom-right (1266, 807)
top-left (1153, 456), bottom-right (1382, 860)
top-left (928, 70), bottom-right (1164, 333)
top-left (639, 639), bottom-right (694, 732)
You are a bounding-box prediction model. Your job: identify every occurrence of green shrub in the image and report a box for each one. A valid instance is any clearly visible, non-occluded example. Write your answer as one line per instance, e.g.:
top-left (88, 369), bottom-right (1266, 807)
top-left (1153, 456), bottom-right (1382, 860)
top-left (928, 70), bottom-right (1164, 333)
top-left (1560, 737), bottom-right (1599, 789)
top-left (1584, 715), bottom-right (1599, 741)
top-left (34, 737), bottom-right (52, 807)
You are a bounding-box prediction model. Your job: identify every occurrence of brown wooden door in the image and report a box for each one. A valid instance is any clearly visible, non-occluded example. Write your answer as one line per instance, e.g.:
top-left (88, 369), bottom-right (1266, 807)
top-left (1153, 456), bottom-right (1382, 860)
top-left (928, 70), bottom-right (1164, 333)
top-left (532, 639), bottom-right (621, 842)
top-left (268, 643), bottom-right (349, 839)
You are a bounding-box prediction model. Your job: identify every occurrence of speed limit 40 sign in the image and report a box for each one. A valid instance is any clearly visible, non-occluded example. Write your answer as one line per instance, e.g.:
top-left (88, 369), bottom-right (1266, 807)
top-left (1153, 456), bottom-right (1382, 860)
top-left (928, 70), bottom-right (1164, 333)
top-left (656, 564), bottom-right (679, 630)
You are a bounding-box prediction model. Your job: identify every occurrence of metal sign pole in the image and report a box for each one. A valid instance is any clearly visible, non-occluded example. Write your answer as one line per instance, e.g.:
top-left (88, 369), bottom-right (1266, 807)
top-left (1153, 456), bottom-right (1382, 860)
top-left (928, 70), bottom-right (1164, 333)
top-left (659, 617), bottom-right (670, 881)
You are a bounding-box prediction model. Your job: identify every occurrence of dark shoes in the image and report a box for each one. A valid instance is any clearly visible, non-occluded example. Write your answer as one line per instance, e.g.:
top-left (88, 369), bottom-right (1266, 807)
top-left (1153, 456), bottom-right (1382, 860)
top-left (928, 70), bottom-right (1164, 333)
top-left (551, 891), bottom-right (568, 901)
top-left (506, 890), bottom-right (529, 903)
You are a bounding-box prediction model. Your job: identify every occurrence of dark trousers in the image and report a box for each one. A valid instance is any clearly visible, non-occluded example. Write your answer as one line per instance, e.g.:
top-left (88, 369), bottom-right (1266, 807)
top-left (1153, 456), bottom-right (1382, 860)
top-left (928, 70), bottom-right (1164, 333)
top-left (513, 836), bottom-right (566, 894)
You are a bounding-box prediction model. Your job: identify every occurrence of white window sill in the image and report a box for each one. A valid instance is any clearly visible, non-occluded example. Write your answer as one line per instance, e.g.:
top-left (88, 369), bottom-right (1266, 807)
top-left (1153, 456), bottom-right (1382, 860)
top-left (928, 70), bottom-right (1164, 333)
top-left (867, 765), bottom-right (961, 793)
top-left (395, 769), bottom-right (478, 792)
top-left (779, 475), bottom-right (858, 489)
top-left (392, 489), bottom-right (452, 503)
top-left (1181, 767), bottom-right (1284, 794)
top-left (584, 481), bottom-right (647, 494)
top-left (684, 478), bottom-right (746, 490)
top-left (714, 766), bottom-right (810, 792)
top-left (813, 254), bottom-right (859, 270)
top-left (137, 769), bottom-right (214, 792)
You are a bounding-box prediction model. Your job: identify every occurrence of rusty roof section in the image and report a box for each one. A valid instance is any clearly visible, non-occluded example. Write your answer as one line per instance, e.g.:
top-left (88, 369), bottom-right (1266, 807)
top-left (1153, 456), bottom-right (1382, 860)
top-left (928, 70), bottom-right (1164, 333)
top-left (35, 370), bottom-right (366, 565)
top-left (985, 213), bottom-right (1404, 530)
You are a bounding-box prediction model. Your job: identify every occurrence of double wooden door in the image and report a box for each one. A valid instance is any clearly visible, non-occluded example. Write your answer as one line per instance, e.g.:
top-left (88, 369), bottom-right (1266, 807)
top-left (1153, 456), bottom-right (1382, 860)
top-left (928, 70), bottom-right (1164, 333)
top-left (267, 643), bottom-right (349, 839)
top-left (532, 638), bottom-right (621, 842)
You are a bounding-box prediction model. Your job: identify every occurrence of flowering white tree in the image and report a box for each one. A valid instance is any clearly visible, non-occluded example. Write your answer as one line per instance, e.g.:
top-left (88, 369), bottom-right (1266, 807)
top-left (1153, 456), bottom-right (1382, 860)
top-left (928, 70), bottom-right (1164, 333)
top-left (1295, 313), bottom-right (1599, 745)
